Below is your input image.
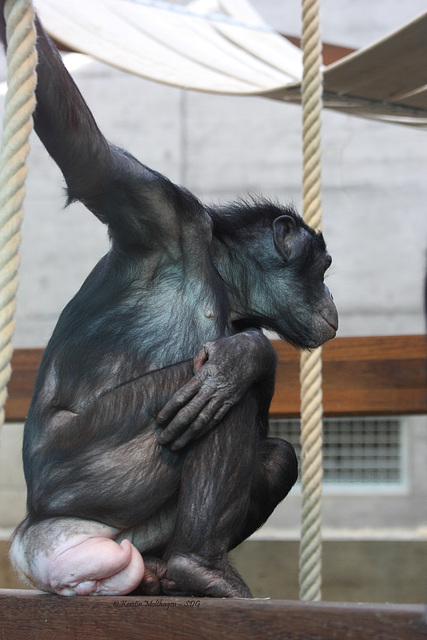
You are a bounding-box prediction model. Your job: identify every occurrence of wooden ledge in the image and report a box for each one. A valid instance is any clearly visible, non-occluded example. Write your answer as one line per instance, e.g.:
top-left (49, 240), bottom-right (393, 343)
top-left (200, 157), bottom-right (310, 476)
top-left (271, 334), bottom-right (427, 417)
top-left (0, 590), bottom-right (425, 640)
top-left (4, 335), bottom-right (427, 421)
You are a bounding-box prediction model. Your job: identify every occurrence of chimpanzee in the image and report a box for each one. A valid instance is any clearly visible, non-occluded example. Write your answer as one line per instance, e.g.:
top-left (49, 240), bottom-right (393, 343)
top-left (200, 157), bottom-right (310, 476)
top-left (1, 10), bottom-right (338, 598)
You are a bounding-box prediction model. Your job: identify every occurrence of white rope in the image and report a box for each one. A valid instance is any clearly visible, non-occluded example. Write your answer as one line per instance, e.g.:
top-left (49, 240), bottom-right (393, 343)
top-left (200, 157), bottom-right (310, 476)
top-left (0, 0), bottom-right (37, 426)
top-left (299, 0), bottom-right (324, 602)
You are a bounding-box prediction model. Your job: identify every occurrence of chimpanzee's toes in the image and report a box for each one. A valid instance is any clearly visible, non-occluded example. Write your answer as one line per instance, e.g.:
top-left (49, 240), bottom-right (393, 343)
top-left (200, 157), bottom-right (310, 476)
top-left (129, 556), bottom-right (168, 595)
top-left (165, 552), bottom-right (252, 598)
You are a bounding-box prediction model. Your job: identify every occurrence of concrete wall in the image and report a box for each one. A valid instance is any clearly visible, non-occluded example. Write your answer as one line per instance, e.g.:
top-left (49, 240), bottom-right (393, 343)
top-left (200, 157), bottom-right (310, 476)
top-left (0, 0), bottom-right (424, 345)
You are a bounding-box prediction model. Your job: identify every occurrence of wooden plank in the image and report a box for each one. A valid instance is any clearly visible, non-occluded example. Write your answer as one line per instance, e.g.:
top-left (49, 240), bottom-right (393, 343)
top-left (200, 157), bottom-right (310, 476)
top-left (270, 335), bottom-right (427, 417)
top-left (4, 336), bottom-right (427, 422)
top-left (5, 348), bottom-right (43, 421)
top-left (0, 591), bottom-right (425, 640)
top-left (284, 35), bottom-right (355, 65)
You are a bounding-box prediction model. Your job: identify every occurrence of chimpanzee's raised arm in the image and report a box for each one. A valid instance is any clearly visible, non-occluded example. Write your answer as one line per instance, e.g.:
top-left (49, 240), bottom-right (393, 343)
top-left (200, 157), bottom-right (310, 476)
top-left (0, 11), bottom-right (109, 209)
top-left (32, 18), bottom-right (118, 214)
top-left (0, 8), bottom-right (182, 249)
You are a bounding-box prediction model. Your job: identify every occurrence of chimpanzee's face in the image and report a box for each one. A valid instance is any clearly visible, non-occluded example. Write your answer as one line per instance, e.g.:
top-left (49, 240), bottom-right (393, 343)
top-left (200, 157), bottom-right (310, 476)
top-left (242, 214), bottom-right (338, 349)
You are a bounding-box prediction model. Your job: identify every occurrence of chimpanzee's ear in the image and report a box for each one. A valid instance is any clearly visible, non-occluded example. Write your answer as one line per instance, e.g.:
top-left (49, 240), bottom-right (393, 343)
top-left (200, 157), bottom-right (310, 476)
top-left (273, 215), bottom-right (300, 262)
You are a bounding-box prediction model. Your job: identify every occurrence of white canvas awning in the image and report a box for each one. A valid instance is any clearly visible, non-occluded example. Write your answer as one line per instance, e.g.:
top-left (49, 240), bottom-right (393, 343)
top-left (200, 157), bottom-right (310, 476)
top-left (35, 0), bottom-right (427, 128)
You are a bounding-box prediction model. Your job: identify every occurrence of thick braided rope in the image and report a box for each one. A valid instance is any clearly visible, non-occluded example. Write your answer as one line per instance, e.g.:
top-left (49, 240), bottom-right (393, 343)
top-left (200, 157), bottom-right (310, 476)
top-left (0, 0), bottom-right (37, 426)
top-left (299, 0), bottom-right (324, 602)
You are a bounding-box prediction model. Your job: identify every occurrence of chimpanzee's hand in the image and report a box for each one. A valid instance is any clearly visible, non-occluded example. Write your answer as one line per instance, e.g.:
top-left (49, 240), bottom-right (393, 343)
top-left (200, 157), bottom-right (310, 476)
top-left (156, 329), bottom-right (277, 450)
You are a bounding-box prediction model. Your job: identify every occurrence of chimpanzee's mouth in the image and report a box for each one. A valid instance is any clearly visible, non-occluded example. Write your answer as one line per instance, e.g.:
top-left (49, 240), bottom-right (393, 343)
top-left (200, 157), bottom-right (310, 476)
top-left (319, 312), bottom-right (338, 334)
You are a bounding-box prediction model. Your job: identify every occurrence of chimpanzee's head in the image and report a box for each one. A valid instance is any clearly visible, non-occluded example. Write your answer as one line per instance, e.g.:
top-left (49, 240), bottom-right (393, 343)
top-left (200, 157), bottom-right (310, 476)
top-left (211, 201), bottom-right (338, 349)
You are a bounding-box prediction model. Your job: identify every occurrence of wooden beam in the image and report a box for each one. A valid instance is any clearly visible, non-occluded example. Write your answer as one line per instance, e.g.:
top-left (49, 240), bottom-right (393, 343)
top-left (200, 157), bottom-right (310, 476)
top-left (5, 348), bottom-right (43, 421)
top-left (284, 35), bottom-right (355, 65)
top-left (4, 336), bottom-right (427, 422)
top-left (270, 335), bottom-right (427, 417)
top-left (0, 590), bottom-right (425, 640)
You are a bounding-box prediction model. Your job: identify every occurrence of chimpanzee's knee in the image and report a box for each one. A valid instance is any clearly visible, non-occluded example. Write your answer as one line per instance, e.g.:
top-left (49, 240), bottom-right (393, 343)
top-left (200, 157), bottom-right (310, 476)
top-left (229, 436), bottom-right (297, 549)
top-left (260, 437), bottom-right (298, 502)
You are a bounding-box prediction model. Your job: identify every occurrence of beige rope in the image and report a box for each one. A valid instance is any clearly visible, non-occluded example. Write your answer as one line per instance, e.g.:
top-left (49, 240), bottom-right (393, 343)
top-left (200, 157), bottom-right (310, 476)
top-left (299, 0), bottom-right (324, 602)
top-left (0, 0), bottom-right (37, 426)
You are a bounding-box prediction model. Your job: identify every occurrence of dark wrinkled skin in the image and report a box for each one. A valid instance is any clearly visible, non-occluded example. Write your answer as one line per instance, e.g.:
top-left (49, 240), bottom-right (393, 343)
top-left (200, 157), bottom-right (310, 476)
top-left (1, 8), bottom-right (337, 598)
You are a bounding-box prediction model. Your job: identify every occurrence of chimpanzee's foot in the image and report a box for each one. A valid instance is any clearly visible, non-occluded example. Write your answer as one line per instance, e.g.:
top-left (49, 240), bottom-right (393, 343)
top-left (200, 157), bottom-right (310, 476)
top-left (130, 557), bottom-right (169, 596)
top-left (164, 553), bottom-right (252, 598)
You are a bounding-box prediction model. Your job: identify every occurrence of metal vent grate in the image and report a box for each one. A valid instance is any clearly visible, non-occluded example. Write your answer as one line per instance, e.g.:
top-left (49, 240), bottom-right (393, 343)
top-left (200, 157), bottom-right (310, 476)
top-left (269, 417), bottom-right (404, 485)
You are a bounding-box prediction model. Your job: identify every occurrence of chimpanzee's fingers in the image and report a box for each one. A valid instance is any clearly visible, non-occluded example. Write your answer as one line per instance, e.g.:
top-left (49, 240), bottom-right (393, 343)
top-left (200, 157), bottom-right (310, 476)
top-left (157, 390), bottom-right (213, 446)
top-left (168, 399), bottom-right (233, 450)
top-left (157, 377), bottom-right (202, 425)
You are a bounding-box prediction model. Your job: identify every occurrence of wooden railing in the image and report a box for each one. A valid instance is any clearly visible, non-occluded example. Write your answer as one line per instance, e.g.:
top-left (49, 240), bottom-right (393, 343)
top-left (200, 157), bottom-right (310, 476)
top-left (0, 591), bottom-right (425, 640)
top-left (271, 334), bottom-right (427, 417)
top-left (5, 335), bottom-right (427, 421)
